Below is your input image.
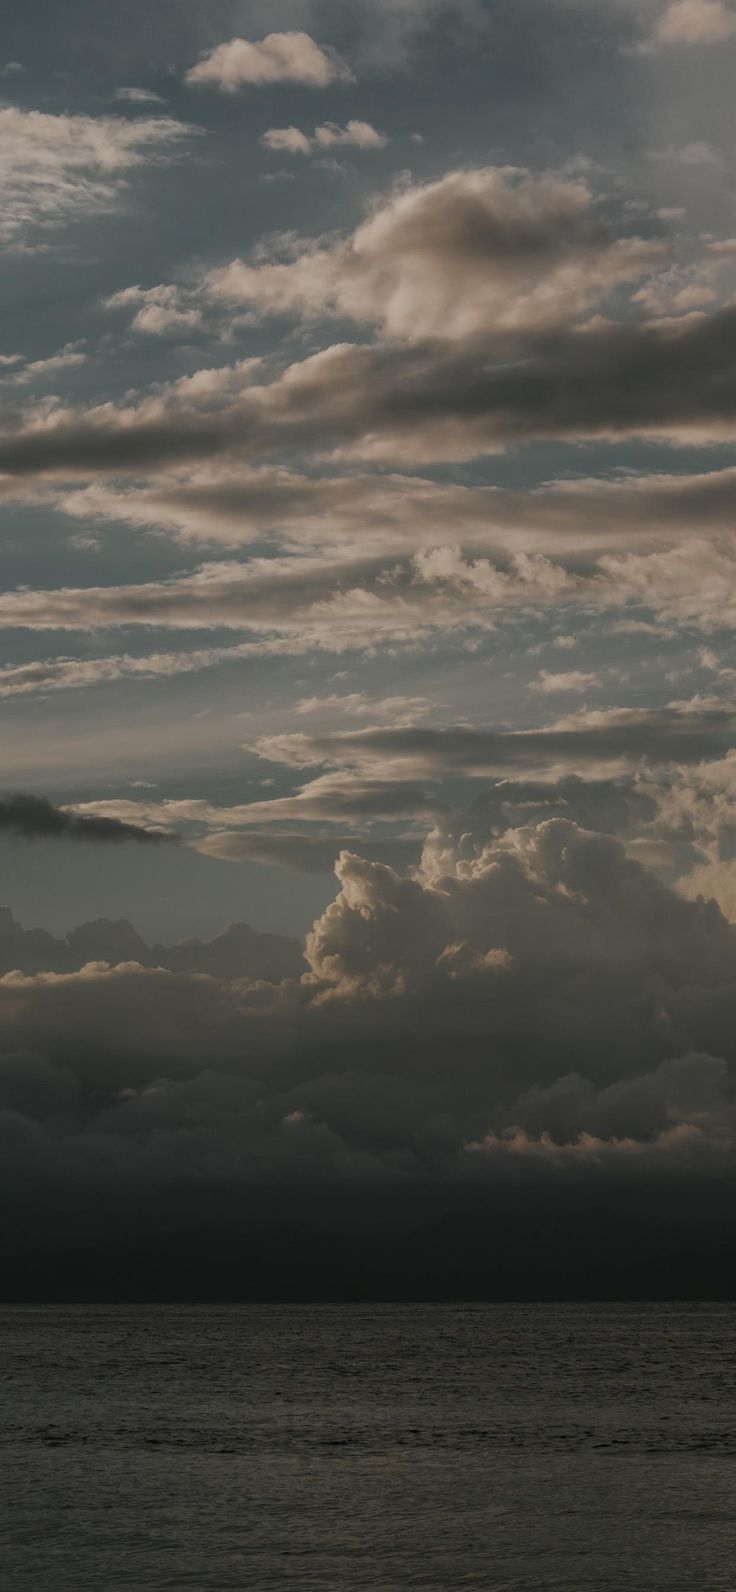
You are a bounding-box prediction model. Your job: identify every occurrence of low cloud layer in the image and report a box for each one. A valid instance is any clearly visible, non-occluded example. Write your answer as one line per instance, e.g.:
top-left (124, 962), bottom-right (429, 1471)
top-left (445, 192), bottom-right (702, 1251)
top-left (3, 814), bottom-right (736, 1292)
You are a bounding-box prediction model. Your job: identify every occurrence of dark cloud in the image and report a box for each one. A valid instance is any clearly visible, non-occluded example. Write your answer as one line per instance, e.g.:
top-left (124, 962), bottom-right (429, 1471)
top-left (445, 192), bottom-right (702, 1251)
top-left (254, 701), bottom-right (736, 779)
top-left (0, 793), bottom-right (173, 845)
top-left (3, 306), bottom-right (736, 482)
top-left (2, 816), bottom-right (736, 1295)
top-left (0, 904), bottom-right (303, 981)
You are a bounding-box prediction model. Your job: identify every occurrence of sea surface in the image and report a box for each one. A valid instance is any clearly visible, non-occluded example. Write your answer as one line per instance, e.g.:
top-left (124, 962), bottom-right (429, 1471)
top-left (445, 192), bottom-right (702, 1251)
top-left (2, 1303), bottom-right (736, 1589)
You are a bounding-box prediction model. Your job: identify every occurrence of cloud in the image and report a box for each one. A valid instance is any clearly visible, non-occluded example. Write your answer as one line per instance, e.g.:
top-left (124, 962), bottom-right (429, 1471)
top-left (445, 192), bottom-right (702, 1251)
top-left (0, 548), bottom-right (577, 639)
top-left (1, 529), bottom-right (735, 696)
top-left (70, 772), bottom-right (447, 832)
top-left (261, 121), bottom-right (387, 156)
top-left (0, 904), bottom-right (302, 981)
top-left (114, 87), bottom-right (166, 105)
top-left (0, 793), bottom-right (172, 845)
top-left (531, 670), bottom-right (601, 695)
top-left (0, 106), bottom-right (192, 244)
top-left (48, 462), bottom-right (736, 558)
top-left (185, 33), bottom-right (352, 92)
top-left (195, 829), bottom-right (422, 874)
top-left (6, 300), bottom-right (736, 484)
top-left (252, 701), bottom-right (736, 781)
top-left (260, 125), bottom-right (314, 156)
top-left (0, 641), bottom-right (276, 700)
top-left (0, 344), bottom-right (86, 386)
top-left (206, 167), bottom-right (665, 341)
top-left (654, 0), bottom-right (736, 44)
top-left (104, 283), bottom-right (203, 336)
top-left (294, 693), bottom-right (431, 721)
top-left (3, 807), bottom-right (736, 1289)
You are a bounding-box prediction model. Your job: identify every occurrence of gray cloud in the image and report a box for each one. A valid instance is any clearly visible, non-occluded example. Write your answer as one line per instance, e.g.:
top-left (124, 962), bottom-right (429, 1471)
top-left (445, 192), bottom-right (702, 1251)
top-left (2, 818), bottom-right (736, 1201)
top-left (253, 700), bottom-right (736, 780)
top-left (69, 773), bottom-right (446, 835)
top-left (0, 903), bottom-right (302, 981)
top-left (206, 166), bottom-right (665, 341)
top-left (3, 800), bottom-right (736, 1293)
top-left (53, 463), bottom-right (736, 555)
top-left (0, 794), bottom-right (173, 845)
top-left (2, 307), bottom-right (736, 483)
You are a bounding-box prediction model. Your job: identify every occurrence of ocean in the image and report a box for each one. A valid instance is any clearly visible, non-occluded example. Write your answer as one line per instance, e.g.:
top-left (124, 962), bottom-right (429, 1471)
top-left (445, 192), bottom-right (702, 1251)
top-left (3, 1303), bottom-right (736, 1589)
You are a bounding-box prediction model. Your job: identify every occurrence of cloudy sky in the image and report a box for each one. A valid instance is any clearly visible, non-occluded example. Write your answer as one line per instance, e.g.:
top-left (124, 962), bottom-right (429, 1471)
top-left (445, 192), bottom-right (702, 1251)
top-left (3, 0), bottom-right (736, 1294)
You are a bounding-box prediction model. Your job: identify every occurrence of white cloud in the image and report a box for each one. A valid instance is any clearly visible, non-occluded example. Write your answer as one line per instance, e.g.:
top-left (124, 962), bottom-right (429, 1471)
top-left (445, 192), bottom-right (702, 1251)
top-left (0, 106), bottom-right (191, 244)
top-left (260, 126), bottom-right (314, 156)
top-left (531, 669), bottom-right (601, 695)
top-left (0, 343), bottom-right (86, 386)
top-left (185, 32), bottom-right (352, 92)
top-left (261, 120), bottom-right (387, 156)
top-left (104, 282), bottom-right (203, 336)
top-left (655, 0), bottom-right (736, 44)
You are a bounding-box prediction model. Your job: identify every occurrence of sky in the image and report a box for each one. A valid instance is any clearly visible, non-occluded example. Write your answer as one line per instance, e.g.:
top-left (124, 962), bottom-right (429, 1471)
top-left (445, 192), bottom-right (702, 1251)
top-left (3, 0), bottom-right (736, 1296)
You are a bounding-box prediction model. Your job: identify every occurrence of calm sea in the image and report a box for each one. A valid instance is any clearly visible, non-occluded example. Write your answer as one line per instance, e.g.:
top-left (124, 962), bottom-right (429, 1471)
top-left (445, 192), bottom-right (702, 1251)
top-left (2, 1303), bottom-right (736, 1589)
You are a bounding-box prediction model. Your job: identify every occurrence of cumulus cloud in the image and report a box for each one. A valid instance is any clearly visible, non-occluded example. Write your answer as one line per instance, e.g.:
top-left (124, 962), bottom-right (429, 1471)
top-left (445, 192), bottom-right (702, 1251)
top-left (0, 793), bottom-right (172, 844)
top-left (185, 33), bottom-right (352, 91)
top-left (0, 106), bottom-right (192, 244)
top-left (3, 818), bottom-right (736, 1166)
top-left (261, 121), bottom-right (387, 156)
top-left (3, 803), bottom-right (736, 1290)
top-left (206, 167), bottom-right (665, 341)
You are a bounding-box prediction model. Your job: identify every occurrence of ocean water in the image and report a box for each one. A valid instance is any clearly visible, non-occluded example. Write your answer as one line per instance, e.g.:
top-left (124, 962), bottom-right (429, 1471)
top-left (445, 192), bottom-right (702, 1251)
top-left (2, 1303), bottom-right (736, 1590)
